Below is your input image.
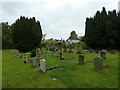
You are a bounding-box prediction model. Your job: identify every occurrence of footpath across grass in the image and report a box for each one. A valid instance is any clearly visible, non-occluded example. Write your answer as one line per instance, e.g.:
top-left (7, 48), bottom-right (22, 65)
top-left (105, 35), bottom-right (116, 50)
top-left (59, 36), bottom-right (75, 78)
top-left (2, 50), bottom-right (119, 88)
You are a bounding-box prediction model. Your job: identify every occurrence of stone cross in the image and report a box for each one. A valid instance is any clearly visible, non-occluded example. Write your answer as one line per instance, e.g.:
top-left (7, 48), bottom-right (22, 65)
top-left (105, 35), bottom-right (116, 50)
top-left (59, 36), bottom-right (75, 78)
top-left (40, 59), bottom-right (46, 72)
top-left (78, 55), bottom-right (84, 65)
top-left (94, 57), bottom-right (103, 69)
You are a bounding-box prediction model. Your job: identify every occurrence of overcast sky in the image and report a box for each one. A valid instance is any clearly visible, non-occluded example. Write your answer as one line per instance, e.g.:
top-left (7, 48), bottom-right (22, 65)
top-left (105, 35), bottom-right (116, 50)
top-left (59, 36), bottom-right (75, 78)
top-left (0, 0), bottom-right (119, 40)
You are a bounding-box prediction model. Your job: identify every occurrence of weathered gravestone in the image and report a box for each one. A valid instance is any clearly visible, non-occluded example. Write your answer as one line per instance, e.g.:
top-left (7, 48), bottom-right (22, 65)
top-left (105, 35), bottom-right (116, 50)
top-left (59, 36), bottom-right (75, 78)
top-left (25, 55), bottom-right (30, 63)
top-left (100, 50), bottom-right (106, 59)
top-left (40, 59), bottom-right (46, 72)
top-left (33, 58), bottom-right (38, 66)
top-left (68, 48), bottom-right (73, 53)
top-left (78, 55), bottom-right (84, 65)
top-left (95, 49), bottom-right (99, 53)
top-left (89, 49), bottom-right (92, 53)
top-left (110, 50), bottom-right (116, 54)
top-left (63, 47), bottom-right (67, 53)
top-left (16, 52), bottom-right (20, 59)
top-left (94, 57), bottom-right (103, 69)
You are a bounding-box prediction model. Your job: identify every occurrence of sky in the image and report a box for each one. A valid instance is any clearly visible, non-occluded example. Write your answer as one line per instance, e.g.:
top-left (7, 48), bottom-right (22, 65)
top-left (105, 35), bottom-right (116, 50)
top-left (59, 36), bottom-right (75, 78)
top-left (0, 0), bottom-right (119, 40)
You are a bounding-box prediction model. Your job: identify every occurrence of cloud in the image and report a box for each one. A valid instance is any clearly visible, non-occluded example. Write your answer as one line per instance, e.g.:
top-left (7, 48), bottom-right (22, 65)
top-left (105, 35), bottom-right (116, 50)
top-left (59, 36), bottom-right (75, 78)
top-left (1, 0), bottom-right (119, 40)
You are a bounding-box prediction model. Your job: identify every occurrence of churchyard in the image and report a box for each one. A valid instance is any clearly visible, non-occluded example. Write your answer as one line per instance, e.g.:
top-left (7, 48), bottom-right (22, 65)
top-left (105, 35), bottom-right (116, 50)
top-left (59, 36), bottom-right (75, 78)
top-left (2, 49), bottom-right (119, 88)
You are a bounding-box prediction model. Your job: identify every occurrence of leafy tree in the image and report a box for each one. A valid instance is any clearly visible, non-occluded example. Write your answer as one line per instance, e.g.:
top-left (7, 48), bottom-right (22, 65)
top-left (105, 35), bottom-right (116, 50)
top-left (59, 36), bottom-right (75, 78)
top-left (11, 16), bottom-right (42, 52)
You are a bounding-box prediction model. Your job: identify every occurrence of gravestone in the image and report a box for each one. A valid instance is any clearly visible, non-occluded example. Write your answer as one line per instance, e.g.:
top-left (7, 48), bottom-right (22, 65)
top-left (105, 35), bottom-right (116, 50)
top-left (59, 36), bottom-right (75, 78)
top-left (63, 48), bottom-right (67, 53)
top-left (25, 55), bottom-right (29, 63)
top-left (100, 50), bottom-right (106, 59)
top-left (89, 49), bottom-right (92, 53)
top-left (94, 57), bottom-right (103, 69)
top-left (68, 49), bottom-right (73, 53)
top-left (77, 49), bottom-right (82, 54)
top-left (78, 55), bottom-right (84, 65)
top-left (33, 58), bottom-right (38, 66)
top-left (95, 49), bottom-right (99, 53)
top-left (110, 50), bottom-right (116, 54)
top-left (40, 59), bottom-right (46, 72)
top-left (16, 52), bottom-right (20, 59)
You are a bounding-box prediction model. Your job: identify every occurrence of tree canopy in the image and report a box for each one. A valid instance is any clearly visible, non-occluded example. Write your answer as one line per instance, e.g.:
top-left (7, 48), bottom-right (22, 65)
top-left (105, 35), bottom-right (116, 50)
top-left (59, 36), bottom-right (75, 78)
top-left (11, 16), bottom-right (42, 52)
top-left (85, 7), bottom-right (119, 49)
top-left (68, 31), bottom-right (79, 40)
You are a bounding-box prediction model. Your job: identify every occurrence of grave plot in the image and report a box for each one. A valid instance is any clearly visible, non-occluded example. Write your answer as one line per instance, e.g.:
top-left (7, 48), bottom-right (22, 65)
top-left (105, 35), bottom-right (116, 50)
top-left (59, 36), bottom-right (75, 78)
top-left (40, 59), bottom-right (65, 72)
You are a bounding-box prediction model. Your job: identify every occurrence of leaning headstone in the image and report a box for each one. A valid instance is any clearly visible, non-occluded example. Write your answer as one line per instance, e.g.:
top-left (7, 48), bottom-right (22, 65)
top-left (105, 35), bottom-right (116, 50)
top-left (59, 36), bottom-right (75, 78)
top-left (78, 55), bottom-right (84, 65)
top-left (33, 58), bottom-right (38, 66)
top-left (40, 59), bottom-right (46, 72)
top-left (94, 57), bottom-right (103, 69)
top-left (100, 50), bottom-right (106, 59)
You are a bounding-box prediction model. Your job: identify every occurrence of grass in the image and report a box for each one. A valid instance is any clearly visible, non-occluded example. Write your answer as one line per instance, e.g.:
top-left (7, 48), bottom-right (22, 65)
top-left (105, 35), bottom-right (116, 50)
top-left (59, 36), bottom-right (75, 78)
top-left (2, 49), bottom-right (119, 88)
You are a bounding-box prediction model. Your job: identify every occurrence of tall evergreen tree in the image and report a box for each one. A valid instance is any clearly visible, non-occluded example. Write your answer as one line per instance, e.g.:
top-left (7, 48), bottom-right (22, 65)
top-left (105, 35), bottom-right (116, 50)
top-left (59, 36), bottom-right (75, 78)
top-left (12, 16), bottom-right (42, 52)
top-left (85, 7), bottom-right (119, 49)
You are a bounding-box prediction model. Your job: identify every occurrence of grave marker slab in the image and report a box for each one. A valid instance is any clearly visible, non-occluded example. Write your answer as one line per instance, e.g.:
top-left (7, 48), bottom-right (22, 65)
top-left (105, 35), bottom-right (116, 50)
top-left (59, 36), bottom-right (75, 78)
top-left (78, 55), bottom-right (84, 65)
top-left (33, 58), bottom-right (38, 66)
top-left (40, 59), bottom-right (46, 72)
top-left (94, 57), bottom-right (103, 69)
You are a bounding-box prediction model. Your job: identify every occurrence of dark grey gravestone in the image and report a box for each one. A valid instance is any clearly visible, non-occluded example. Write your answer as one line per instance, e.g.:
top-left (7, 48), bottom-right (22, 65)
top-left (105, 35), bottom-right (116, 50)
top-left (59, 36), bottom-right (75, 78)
top-left (78, 55), bottom-right (84, 65)
top-left (110, 50), bottom-right (116, 54)
top-left (94, 57), bottom-right (103, 69)
top-left (95, 49), bottom-right (99, 53)
top-left (89, 49), bottom-right (92, 53)
top-left (100, 50), bottom-right (106, 59)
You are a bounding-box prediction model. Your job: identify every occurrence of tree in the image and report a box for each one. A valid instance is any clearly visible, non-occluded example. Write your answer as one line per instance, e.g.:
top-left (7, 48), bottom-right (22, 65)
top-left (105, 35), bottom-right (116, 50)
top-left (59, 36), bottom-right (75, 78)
top-left (85, 7), bottom-right (119, 49)
top-left (11, 16), bottom-right (42, 52)
top-left (68, 31), bottom-right (79, 40)
top-left (2, 22), bottom-right (13, 49)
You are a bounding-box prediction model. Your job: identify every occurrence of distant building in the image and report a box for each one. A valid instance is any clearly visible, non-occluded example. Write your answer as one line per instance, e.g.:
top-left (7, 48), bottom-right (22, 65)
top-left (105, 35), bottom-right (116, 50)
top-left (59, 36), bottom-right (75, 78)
top-left (118, 1), bottom-right (120, 12)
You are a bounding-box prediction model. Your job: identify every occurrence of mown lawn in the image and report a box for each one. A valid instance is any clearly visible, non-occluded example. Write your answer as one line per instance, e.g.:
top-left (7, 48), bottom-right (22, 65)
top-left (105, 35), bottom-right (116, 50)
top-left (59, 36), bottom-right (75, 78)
top-left (2, 49), bottom-right (119, 88)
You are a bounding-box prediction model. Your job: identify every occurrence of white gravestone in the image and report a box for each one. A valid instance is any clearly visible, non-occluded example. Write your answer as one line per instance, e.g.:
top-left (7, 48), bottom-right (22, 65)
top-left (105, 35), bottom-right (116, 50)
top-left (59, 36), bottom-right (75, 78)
top-left (40, 59), bottom-right (46, 72)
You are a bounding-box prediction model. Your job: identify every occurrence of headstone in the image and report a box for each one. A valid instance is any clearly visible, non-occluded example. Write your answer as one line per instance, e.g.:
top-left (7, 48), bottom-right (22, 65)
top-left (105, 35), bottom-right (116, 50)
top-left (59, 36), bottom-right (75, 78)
top-left (94, 57), bottom-right (103, 69)
top-left (68, 49), bottom-right (73, 53)
top-left (78, 55), bottom-right (84, 65)
top-left (95, 49), bottom-right (99, 53)
top-left (33, 58), bottom-right (38, 66)
top-left (16, 52), bottom-right (20, 59)
top-left (89, 49), bottom-right (92, 53)
top-left (40, 59), bottom-right (46, 72)
top-left (63, 48), bottom-right (67, 53)
top-left (100, 50), bottom-right (106, 59)
top-left (25, 55), bottom-right (29, 63)
top-left (110, 50), bottom-right (116, 54)
top-left (77, 49), bottom-right (82, 54)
